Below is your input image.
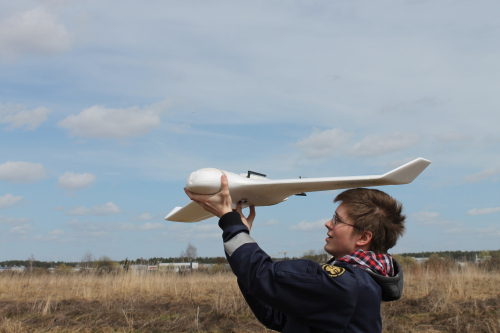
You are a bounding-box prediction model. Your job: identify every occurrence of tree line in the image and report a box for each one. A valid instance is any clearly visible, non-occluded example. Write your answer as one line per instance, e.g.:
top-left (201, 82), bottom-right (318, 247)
top-left (3, 248), bottom-right (498, 268)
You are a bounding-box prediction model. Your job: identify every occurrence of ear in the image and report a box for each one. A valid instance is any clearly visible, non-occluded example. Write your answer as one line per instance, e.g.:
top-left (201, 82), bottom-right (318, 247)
top-left (355, 230), bottom-right (373, 248)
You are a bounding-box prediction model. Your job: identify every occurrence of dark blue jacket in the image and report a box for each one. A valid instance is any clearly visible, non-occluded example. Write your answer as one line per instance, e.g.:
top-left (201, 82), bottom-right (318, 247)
top-left (219, 212), bottom-right (404, 333)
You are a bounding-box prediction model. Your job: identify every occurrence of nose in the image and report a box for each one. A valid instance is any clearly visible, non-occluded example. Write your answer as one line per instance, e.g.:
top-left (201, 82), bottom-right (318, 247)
top-left (325, 218), bottom-right (334, 230)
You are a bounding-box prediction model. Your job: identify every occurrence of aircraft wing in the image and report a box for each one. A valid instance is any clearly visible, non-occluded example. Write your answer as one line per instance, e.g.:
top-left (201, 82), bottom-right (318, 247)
top-left (249, 157), bottom-right (431, 195)
top-left (165, 200), bottom-right (214, 222)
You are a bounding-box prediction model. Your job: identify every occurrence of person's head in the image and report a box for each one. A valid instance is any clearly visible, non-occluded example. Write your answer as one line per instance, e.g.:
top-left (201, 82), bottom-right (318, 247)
top-left (324, 188), bottom-right (405, 258)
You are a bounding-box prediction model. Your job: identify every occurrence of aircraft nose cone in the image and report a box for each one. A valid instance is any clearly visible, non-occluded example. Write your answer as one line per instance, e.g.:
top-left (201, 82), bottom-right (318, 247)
top-left (186, 168), bottom-right (223, 194)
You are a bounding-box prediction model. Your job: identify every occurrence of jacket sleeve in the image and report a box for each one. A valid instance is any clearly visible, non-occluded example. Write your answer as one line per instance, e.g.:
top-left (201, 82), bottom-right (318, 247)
top-left (219, 212), bottom-right (358, 329)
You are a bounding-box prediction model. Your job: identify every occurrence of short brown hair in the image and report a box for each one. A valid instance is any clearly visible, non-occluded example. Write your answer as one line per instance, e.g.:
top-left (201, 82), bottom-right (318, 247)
top-left (334, 188), bottom-right (405, 254)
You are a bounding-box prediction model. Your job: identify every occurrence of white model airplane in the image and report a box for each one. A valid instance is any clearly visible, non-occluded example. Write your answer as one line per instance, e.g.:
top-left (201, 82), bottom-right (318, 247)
top-left (165, 158), bottom-right (431, 223)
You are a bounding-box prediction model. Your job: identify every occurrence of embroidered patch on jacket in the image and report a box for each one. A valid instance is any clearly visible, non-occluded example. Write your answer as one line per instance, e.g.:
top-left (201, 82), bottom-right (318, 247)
top-left (322, 264), bottom-right (346, 278)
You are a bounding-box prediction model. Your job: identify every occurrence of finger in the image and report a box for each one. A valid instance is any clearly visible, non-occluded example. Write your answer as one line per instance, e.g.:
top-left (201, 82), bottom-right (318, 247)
top-left (248, 205), bottom-right (256, 219)
top-left (235, 202), bottom-right (245, 218)
top-left (248, 205), bottom-right (256, 223)
top-left (184, 188), bottom-right (195, 200)
top-left (184, 188), bottom-right (208, 203)
top-left (221, 174), bottom-right (230, 195)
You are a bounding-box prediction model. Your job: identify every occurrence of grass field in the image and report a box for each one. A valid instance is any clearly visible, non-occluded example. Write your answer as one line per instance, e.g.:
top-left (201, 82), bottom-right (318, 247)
top-left (1, 264), bottom-right (499, 332)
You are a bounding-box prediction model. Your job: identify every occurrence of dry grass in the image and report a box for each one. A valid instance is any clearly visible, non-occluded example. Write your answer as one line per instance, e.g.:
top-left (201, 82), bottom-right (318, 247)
top-left (0, 265), bottom-right (499, 332)
top-left (383, 264), bottom-right (500, 332)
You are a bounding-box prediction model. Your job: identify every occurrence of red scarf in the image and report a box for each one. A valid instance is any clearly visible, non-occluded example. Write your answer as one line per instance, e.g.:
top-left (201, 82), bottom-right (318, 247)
top-left (333, 249), bottom-right (395, 277)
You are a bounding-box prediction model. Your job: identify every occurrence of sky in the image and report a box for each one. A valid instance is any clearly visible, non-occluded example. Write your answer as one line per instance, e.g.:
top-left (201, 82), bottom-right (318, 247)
top-left (1, 0), bottom-right (499, 262)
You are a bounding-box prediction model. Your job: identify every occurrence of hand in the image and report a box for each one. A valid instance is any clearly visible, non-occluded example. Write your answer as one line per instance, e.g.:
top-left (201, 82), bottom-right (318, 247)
top-left (236, 203), bottom-right (256, 232)
top-left (184, 175), bottom-right (233, 218)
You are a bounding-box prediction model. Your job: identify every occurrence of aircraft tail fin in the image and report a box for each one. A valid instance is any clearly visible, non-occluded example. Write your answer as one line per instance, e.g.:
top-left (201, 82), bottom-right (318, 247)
top-left (381, 158), bottom-right (431, 185)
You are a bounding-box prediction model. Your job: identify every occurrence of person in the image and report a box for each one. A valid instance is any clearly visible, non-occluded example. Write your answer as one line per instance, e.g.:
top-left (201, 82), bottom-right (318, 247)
top-left (185, 174), bottom-right (405, 333)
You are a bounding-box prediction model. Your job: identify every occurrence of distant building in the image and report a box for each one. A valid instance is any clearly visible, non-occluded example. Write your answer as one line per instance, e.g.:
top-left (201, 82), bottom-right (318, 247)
top-left (10, 266), bottom-right (26, 272)
top-left (412, 257), bottom-right (429, 264)
top-left (130, 264), bottom-right (148, 275)
top-left (158, 262), bottom-right (199, 273)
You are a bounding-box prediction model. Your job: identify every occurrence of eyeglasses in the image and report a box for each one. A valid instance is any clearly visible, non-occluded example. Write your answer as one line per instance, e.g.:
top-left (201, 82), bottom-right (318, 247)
top-left (332, 213), bottom-right (364, 230)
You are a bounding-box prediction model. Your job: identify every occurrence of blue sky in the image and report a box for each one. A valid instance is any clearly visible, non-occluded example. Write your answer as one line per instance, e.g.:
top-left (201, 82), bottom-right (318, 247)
top-left (1, 0), bottom-right (499, 262)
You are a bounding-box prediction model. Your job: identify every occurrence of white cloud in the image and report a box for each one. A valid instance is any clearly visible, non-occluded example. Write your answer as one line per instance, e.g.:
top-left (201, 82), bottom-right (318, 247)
top-left (467, 207), bottom-right (500, 216)
top-left (58, 172), bottom-right (96, 190)
top-left (262, 219), bottom-right (280, 226)
top-left (380, 97), bottom-right (439, 113)
top-left (289, 219), bottom-right (328, 231)
top-left (164, 223), bottom-right (221, 240)
top-left (0, 103), bottom-right (51, 130)
top-left (0, 194), bottom-right (23, 208)
top-left (294, 128), bottom-right (351, 158)
top-left (68, 202), bottom-right (121, 216)
top-left (0, 215), bottom-right (31, 225)
top-left (435, 132), bottom-right (469, 143)
top-left (58, 99), bottom-right (171, 140)
top-left (10, 224), bottom-right (34, 235)
top-left (412, 211), bottom-right (451, 226)
top-left (0, 161), bottom-right (47, 183)
top-left (33, 229), bottom-right (65, 242)
top-left (48, 229), bottom-right (65, 235)
top-left (463, 167), bottom-right (500, 183)
top-left (138, 222), bottom-right (166, 231)
top-left (349, 133), bottom-right (420, 156)
top-left (445, 226), bottom-right (500, 238)
top-left (0, 7), bottom-right (71, 61)
top-left (136, 213), bottom-right (153, 221)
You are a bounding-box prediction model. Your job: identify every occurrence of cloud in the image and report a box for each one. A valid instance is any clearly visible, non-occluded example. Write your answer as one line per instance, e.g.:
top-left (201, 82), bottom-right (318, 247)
top-left (0, 194), bottom-right (23, 209)
top-left (0, 216), bottom-right (31, 225)
top-left (463, 167), bottom-right (500, 183)
top-left (0, 103), bottom-right (51, 130)
top-left (138, 222), bottom-right (166, 231)
top-left (445, 226), bottom-right (500, 238)
top-left (294, 128), bottom-right (352, 158)
top-left (0, 7), bottom-right (71, 61)
top-left (262, 219), bottom-right (280, 226)
top-left (412, 211), bottom-right (451, 226)
top-left (435, 132), bottom-right (469, 143)
top-left (349, 133), bottom-right (420, 156)
top-left (33, 229), bottom-right (66, 242)
top-left (165, 223), bottom-right (221, 240)
top-left (380, 97), bottom-right (439, 113)
top-left (467, 207), bottom-right (500, 216)
top-left (67, 202), bottom-right (121, 216)
top-left (62, 219), bottom-right (166, 243)
top-left (58, 99), bottom-right (171, 140)
top-left (58, 172), bottom-right (96, 190)
top-left (289, 219), bottom-right (328, 231)
top-left (135, 213), bottom-right (153, 221)
top-left (10, 224), bottom-right (34, 235)
top-left (0, 161), bottom-right (47, 183)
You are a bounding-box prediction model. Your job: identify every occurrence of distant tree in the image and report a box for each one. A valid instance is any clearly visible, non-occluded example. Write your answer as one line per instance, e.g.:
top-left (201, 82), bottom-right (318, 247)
top-left (56, 263), bottom-right (72, 273)
top-left (94, 255), bottom-right (121, 273)
top-left (214, 257), bottom-right (227, 264)
top-left (478, 250), bottom-right (491, 260)
top-left (301, 249), bottom-right (330, 264)
top-left (186, 242), bottom-right (197, 261)
top-left (28, 254), bottom-right (35, 273)
top-left (81, 250), bottom-right (94, 269)
top-left (426, 253), bottom-right (453, 271)
top-left (392, 255), bottom-right (418, 271)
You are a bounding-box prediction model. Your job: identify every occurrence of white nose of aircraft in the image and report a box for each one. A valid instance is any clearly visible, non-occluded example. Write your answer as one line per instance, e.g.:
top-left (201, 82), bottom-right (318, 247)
top-left (186, 168), bottom-right (224, 194)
